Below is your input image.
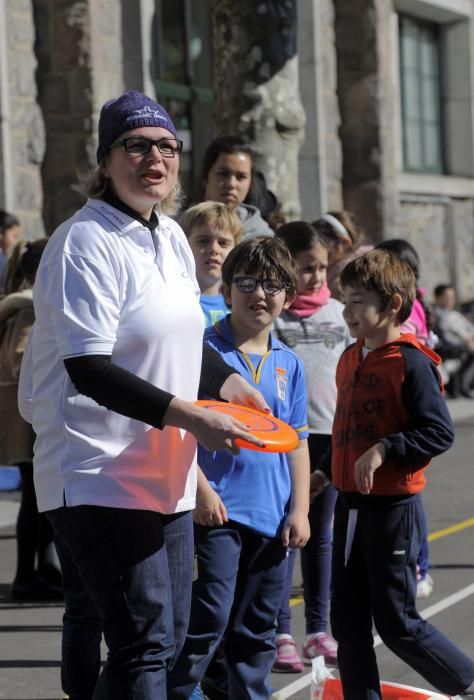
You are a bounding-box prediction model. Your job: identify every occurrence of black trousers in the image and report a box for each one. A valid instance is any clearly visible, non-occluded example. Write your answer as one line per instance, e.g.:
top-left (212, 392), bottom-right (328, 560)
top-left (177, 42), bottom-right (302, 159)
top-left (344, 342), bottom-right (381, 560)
top-left (331, 493), bottom-right (474, 700)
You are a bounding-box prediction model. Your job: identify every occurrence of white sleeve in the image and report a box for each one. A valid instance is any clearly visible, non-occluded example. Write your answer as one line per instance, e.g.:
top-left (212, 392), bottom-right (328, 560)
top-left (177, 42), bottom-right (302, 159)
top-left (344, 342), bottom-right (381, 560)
top-left (35, 229), bottom-right (122, 358)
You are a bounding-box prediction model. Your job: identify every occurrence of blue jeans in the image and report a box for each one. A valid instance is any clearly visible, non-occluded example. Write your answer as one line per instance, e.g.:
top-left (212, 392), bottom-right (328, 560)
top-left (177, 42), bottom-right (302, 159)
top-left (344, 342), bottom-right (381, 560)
top-left (276, 547), bottom-right (295, 635)
top-left (47, 506), bottom-right (194, 700)
top-left (331, 494), bottom-right (474, 699)
top-left (277, 434), bottom-right (337, 636)
top-left (167, 522), bottom-right (287, 700)
top-left (301, 434), bottom-right (337, 634)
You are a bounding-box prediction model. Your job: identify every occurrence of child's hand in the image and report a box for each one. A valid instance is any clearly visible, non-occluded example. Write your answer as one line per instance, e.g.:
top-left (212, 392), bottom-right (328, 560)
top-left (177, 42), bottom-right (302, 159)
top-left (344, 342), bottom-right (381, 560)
top-left (282, 510), bottom-right (310, 548)
top-left (219, 373), bottom-right (271, 413)
top-left (309, 470), bottom-right (329, 503)
top-left (354, 442), bottom-right (385, 494)
top-left (194, 485), bottom-right (228, 526)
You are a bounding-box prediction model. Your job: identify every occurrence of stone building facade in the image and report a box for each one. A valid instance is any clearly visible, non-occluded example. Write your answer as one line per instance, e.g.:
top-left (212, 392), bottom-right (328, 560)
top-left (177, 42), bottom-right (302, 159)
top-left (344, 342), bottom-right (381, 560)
top-left (299, 0), bottom-right (474, 302)
top-left (0, 0), bottom-right (473, 301)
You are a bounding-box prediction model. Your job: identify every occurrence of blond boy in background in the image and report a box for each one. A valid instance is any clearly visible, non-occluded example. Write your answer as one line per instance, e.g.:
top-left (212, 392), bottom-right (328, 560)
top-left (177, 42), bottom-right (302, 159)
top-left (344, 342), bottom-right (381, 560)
top-left (180, 202), bottom-right (242, 327)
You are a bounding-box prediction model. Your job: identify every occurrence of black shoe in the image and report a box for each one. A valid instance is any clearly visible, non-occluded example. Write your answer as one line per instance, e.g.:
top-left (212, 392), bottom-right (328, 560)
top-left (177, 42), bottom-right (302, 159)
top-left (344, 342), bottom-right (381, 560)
top-left (11, 575), bottom-right (63, 602)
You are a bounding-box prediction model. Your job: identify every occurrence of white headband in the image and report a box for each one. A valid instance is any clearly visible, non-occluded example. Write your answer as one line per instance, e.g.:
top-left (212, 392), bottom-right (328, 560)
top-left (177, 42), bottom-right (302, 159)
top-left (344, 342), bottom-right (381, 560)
top-left (320, 214), bottom-right (351, 242)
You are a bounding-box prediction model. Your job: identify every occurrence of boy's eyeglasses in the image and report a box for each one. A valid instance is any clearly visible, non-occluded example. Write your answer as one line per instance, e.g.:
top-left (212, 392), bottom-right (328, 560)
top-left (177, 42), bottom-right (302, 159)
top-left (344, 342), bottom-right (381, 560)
top-left (110, 137), bottom-right (183, 157)
top-left (232, 276), bottom-right (287, 296)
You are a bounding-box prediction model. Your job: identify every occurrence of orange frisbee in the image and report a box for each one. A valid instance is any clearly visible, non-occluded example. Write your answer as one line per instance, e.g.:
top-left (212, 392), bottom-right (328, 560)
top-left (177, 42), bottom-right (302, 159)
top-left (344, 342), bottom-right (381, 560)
top-left (194, 400), bottom-right (299, 452)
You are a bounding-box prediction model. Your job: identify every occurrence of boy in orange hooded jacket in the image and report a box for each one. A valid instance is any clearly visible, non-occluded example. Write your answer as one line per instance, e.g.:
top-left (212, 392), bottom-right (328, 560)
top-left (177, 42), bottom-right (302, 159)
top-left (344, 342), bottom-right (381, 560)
top-left (320, 249), bottom-right (474, 699)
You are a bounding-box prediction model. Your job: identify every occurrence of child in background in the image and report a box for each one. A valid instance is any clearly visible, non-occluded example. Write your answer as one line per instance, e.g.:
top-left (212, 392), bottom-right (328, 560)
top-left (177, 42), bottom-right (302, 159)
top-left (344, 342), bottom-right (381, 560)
top-left (0, 210), bottom-right (22, 293)
top-left (312, 211), bottom-right (372, 301)
top-left (375, 238), bottom-right (436, 599)
top-left (272, 222), bottom-right (351, 672)
top-left (199, 135), bottom-right (274, 238)
top-left (180, 201), bottom-right (243, 327)
top-left (327, 249), bottom-right (474, 699)
top-left (0, 238), bottom-right (61, 600)
top-left (167, 236), bottom-right (311, 700)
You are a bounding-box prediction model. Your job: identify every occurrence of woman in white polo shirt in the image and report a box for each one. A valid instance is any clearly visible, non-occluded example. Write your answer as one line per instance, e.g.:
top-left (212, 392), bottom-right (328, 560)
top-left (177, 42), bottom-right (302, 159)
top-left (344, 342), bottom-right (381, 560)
top-left (19, 91), bottom-right (267, 700)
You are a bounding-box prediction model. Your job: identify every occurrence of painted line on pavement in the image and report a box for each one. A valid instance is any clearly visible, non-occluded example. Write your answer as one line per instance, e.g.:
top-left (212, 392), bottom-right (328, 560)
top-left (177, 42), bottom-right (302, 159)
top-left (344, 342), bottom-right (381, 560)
top-left (428, 517), bottom-right (474, 542)
top-left (276, 583), bottom-right (474, 698)
top-left (289, 595), bottom-right (303, 608)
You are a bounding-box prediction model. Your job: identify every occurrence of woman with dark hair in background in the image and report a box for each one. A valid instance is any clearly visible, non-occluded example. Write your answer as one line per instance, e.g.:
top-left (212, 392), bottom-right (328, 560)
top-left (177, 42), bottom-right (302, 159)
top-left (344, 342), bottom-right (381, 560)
top-left (200, 135), bottom-right (276, 237)
top-left (0, 210), bottom-right (22, 293)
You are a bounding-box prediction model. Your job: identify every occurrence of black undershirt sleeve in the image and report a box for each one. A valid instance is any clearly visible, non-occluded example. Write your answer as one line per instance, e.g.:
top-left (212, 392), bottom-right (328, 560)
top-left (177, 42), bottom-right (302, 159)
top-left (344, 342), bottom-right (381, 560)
top-left (63, 345), bottom-right (238, 429)
top-left (64, 355), bottom-right (174, 429)
top-left (199, 344), bottom-right (237, 398)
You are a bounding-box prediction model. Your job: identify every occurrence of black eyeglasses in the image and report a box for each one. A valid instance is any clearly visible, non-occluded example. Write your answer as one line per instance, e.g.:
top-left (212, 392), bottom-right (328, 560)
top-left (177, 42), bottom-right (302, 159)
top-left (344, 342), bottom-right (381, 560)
top-left (232, 276), bottom-right (287, 296)
top-left (111, 137), bottom-right (183, 157)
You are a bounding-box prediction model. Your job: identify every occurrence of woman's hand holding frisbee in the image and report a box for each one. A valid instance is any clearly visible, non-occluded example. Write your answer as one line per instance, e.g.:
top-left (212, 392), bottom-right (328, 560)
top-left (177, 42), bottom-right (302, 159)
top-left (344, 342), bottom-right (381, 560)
top-left (164, 397), bottom-right (265, 454)
top-left (191, 406), bottom-right (265, 453)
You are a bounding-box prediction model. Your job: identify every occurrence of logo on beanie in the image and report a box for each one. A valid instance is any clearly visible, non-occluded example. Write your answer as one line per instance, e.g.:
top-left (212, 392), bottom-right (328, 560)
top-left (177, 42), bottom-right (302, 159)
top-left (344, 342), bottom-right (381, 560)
top-left (131, 105), bottom-right (166, 119)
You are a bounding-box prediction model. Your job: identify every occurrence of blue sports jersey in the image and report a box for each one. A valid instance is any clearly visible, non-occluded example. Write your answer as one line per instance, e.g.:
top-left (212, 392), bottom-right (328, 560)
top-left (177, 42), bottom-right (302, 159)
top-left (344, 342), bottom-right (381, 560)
top-left (200, 294), bottom-right (229, 327)
top-left (199, 315), bottom-right (309, 538)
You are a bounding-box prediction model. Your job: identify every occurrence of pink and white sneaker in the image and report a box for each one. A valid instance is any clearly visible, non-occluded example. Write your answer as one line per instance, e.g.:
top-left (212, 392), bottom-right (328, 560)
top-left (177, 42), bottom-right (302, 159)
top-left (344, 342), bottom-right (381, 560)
top-left (273, 636), bottom-right (304, 673)
top-left (302, 632), bottom-right (338, 667)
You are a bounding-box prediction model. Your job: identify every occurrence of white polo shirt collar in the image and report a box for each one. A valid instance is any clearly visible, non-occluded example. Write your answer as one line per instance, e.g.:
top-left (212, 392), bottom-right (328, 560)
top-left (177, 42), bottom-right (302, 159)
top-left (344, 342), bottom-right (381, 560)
top-left (86, 198), bottom-right (150, 237)
top-left (85, 198), bottom-right (163, 256)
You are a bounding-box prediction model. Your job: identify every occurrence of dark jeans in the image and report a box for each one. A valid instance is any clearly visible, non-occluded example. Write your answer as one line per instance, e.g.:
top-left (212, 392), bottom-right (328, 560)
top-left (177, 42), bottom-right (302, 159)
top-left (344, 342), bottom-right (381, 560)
top-left (302, 434), bottom-right (337, 634)
top-left (54, 533), bottom-right (103, 700)
top-left (276, 547), bottom-right (296, 635)
top-left (47, 506), bottom-right (194, 700)
top-left (331, 494), bottom-right (474, 700)
top-left (167, 522), bottom-right (287, 700)
top-left (277, 434), bottom-right (337, 636)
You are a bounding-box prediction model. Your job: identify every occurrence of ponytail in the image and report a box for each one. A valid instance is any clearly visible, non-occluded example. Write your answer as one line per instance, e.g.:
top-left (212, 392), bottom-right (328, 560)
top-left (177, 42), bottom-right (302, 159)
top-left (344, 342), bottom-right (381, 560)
top-left (4, 238), bottom-right (49, 294)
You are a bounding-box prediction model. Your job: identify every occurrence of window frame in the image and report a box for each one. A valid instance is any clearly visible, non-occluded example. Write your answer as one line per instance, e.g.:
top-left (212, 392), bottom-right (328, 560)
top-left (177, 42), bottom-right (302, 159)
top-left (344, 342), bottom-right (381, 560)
top-left (153, 0), bottom-right (214, 194)
top-left (399, 13), bottom-right (445, 175)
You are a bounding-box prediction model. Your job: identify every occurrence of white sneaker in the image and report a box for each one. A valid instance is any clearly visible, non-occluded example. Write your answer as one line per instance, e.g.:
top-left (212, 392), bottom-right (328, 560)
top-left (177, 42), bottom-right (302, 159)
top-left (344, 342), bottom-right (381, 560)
top-left (416, 573), bottom-right (434, 598)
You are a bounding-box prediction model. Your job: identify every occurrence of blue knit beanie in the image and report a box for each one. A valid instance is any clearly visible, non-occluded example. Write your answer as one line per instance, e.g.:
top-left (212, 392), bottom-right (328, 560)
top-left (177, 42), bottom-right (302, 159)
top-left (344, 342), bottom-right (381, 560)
top-left (96, 90), bottom-right (177, 164)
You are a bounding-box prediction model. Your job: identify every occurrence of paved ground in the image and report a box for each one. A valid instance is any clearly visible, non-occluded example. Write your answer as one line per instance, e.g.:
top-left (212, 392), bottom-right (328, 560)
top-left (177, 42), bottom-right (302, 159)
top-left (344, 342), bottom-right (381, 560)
top-left (0, 398), bottom-right (473, 700)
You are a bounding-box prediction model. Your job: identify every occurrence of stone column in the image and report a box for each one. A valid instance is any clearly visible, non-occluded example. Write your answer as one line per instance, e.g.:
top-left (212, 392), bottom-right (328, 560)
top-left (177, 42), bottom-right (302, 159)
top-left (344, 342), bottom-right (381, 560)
top-left (297, 0), bottom-right (343, 219)
top-left (0, 0), bottom-right (45, 239)
top-left (334, 0), bottom-right (398, 242)
top-left (33, 0), bottom-right (123, 234)
top-left (211, 0), bottom-right (305, 220)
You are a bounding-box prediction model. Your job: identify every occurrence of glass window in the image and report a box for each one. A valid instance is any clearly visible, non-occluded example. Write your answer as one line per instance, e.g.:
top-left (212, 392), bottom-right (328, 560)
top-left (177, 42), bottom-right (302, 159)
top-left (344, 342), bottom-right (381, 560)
top-left (399, 15), bottom-right (444, 173)
top-left (153, 0), bottom-right (214, 201)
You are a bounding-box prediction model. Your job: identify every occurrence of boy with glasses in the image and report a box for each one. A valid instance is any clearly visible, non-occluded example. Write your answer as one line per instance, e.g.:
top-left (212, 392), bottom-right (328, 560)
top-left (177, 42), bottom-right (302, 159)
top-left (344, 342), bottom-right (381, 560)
top-left (167, 236), bottom-right (311, 699)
